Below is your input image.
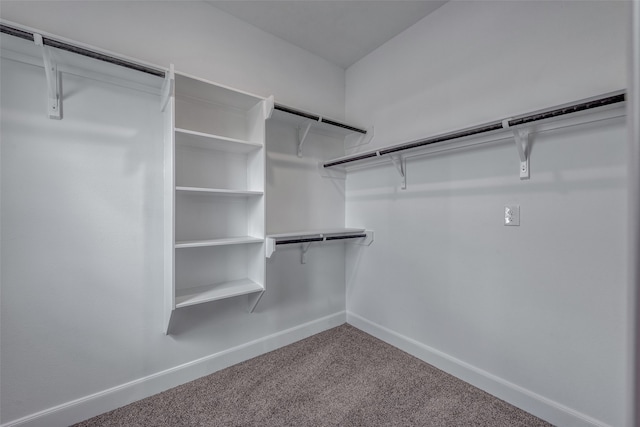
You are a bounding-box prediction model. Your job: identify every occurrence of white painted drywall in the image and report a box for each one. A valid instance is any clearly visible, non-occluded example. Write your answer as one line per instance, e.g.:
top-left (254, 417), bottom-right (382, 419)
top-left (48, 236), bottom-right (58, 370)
top-left (346, 0), bottom-right (627, 150)
top-left (345, 1), bottom-right (628, 426)
top-left (0, 0), bottom-right (345, 119)
top-left (0, 8), bottom-right (347, 426)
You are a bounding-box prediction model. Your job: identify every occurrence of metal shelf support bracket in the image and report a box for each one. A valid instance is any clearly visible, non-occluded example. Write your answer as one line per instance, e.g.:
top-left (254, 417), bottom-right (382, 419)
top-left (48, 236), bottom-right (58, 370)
top-left (298, 122), bottom-right (312, 157)
top-left (264, 95), bottom-right (275, 120)
top-left (389, 155), bottom-right (407, 189)
top-left (503, 119), bottom-right (531, 180)
top-left (301, 242), bottom-right (312, 264)
top-left (160, 64), bottom-right (174, 112)
top-left (513, 128), bottom-right (530, 180)
top-left (248, 290), bottom-right (265, 313)
top-left (34, 33), bottom-right (61, 120)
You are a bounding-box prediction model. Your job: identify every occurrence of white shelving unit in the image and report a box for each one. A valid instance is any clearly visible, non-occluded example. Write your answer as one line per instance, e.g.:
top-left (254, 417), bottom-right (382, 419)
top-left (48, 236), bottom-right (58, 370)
top-left (164, 66), bottom-right (273, 333)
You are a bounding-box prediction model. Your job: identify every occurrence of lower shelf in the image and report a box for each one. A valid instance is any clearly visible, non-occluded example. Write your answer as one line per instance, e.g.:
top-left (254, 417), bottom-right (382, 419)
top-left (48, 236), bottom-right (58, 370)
top-left (175, 236), bottom-right (263, 249)
top-left (175, 278), bottom-right (264, 308)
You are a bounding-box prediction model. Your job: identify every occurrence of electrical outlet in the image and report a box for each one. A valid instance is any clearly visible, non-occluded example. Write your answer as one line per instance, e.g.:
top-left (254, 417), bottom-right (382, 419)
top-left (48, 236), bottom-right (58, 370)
top-left (504, 205), bottom-right (520, 226)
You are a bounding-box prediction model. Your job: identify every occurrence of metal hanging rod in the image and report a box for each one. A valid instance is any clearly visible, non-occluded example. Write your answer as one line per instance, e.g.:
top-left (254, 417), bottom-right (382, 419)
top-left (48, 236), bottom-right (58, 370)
top-left (275, 233), bottom-right (367, 246)
top-left (274, 103), bottom-right (367, 134)
top-left (323, 91), bottom-right (626, 168)
top-left (1, 23), bottom-right (166, 78)
top-left (276, 237), bottom-right (324, 245)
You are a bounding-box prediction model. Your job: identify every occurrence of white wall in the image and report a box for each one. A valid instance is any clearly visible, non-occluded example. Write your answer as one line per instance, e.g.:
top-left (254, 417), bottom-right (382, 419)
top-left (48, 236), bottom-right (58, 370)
top-left (0, 0), bottom-right (345, 119)
top-left (0, 2), bottom-right (348, 425)
top-left (345, 1), bottom-right (628, 426)
top-left (346, 0), bottom-right (626, 150)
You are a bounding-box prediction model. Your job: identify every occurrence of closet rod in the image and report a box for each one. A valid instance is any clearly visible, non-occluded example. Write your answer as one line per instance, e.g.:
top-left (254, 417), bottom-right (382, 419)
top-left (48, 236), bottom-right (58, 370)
top-left (0, 23), bottom-right (165, 78)
top-left (325, 234), bottom-right (367, 241)
top-left (275, 234), bottom-right (367, 245)
top-left (274, 103), bottom-right (368, 134)
top-left (323, 91), bottom-right (626, 168)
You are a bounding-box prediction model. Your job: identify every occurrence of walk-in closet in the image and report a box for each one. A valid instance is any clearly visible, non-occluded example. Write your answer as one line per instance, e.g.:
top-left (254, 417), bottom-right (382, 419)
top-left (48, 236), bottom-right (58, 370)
top-left (1, 2), bottom-right (639, 427)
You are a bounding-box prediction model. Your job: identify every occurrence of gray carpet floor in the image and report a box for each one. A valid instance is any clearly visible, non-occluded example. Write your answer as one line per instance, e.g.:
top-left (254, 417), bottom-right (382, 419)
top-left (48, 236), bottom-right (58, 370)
top-left (73, 324), bottom-right (553, 426)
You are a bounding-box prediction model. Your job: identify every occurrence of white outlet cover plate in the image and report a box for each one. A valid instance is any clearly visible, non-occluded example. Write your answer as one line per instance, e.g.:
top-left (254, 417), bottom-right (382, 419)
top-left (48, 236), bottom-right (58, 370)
top-left (505, 205), bottom-right (520, 226)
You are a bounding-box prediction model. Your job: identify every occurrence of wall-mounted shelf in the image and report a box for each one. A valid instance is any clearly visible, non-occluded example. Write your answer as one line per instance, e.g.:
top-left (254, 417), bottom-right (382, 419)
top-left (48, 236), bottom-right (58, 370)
top-left (322, 90), bottom-right (626, 186)
top-left (175, 236), bottom-right (264, 249)
top-left (270, 103), bottom-right (372, 157)
top-left (175, 128), bottom-right (263, 152)
top-left (175, 278), bottom-right (264, 308)
top-left (164, 66), bottom-right (271, 334)
top-left (266, 228), bottom-right (373, 262)
top-left (176, 186), bottom-right (263, 197)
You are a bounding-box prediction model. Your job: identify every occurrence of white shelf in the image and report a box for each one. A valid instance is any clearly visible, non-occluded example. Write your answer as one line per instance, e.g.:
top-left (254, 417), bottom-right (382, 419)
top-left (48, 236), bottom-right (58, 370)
top-left (265, 228), bottom-right (372, 258)
top-left (175, 128), bottom-right (262, 152)
top-left (176, 186), bottom-right (263, 196)
top-left (175, 236), bottom-right (264, 249)
top-left (267, 228), bottom-right (366, 240)
top-left (270, 107), bottom-right (366, 139)
top-left (175, 278), bottom-right (264, 308)
top-left (175, 72), bottom-right (264, 111)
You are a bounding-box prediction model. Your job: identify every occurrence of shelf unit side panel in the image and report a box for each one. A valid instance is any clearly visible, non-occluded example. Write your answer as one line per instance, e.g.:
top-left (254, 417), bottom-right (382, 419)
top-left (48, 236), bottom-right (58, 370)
top-left (247, 100), bottom-right (267, 291)
top-left (246, 101), bottom-right (266, 239)
top-left (246, 148), bottom-right (265, 194)
top-left (247, 99), bottom-right (267, 145)
top-left (163, 97), bottom-right (176, 328)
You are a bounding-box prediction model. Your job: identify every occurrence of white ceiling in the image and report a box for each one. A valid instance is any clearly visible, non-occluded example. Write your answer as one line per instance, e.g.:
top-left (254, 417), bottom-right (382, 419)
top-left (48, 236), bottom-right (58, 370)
top-left (206, 1), bottom-right (447, 69)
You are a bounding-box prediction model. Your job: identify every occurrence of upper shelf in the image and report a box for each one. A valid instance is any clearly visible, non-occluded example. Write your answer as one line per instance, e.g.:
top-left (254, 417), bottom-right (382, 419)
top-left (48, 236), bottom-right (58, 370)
top-left (270, 103), bottom-right (367, 138)
top-left (267, 228), bottom-right (367, 240)
top-left (323, 90), bottom-right (626, 169)
top-left (175, 128), bottom-right (262, 152)
top-left (175, 72), bottom-right (264, 111)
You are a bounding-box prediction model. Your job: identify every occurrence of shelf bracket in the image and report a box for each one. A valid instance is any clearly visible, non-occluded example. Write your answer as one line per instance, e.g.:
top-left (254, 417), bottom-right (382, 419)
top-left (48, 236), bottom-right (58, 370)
top-left (160, 64), bottom-right (174, 112)
top-left (264, 95), bottom-right (275, 120)
top-left (34, 33), bottom-right (61, 120)
top-left (513, 128), bottom-right (530, 180)
top-left (352, 230), bottom-right (375, 246)
top-left (248, 290), bottom-right (264, 313)
top-left (345, 126), bottom-right (375, 150)
top-left (265, 237), bottom-right (276, 258)
top-left (298, 122), bottom-right (312, 158)
top-left (301, 242), bottom-right (312, 264)
top-left (388, 155), bottom-right (407, 189)
top-left (503, 119), bottom-right (530, 180)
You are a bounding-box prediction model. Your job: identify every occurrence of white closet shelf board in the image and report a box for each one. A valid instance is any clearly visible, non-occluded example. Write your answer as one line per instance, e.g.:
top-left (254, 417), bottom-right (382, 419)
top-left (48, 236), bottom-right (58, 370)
top-left (176, 186), bottom-right (263, 196)
top-left (175, 279), bottom-right (264, 308)
top-left (0, 23), bottom-right (165, 94)
top-left (267, 228), bottom-right (366, 239)
top-left (175, 72), bottom-right (264, 110)
top-left (175, 128), bottom-right (263, 152)
top-left (270, 108), bottom-right (365, 139)
top-left (175, 236), bottom-right (264, 249)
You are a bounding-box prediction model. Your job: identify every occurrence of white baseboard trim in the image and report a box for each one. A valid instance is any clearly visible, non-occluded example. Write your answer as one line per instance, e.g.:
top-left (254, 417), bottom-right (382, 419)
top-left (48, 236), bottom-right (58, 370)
top-left (2, 311), bottom-right (346, 427)
top-left (346, 311), bottom-right (611, 427)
